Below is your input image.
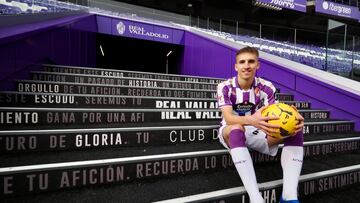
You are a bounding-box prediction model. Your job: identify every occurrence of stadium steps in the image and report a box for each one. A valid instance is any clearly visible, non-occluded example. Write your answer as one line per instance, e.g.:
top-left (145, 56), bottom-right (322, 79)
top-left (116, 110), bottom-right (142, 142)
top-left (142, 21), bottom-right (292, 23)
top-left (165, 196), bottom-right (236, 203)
top-left (0, 91), bottom-right (309, 109)
top-left (1, 65), bottom-right (359, 202)
top-left (2, 152), bottom-right (360, 202)
top-left (15, 79), bottom-right (218, 98)
top-left (1, 133), bottom-right (359, 167)
top-left (155, 157), bottom-right (360, 203)
top-left (14, 79), bottom-right (297, 102)
top-left (0, 107), bottom-right (331, 130)
top-left (42, 64), bottom-right (224, 83)
top-left (0, 121), bottom-right (355, 154)
top-left (30, 71), bottom-right (218, 90)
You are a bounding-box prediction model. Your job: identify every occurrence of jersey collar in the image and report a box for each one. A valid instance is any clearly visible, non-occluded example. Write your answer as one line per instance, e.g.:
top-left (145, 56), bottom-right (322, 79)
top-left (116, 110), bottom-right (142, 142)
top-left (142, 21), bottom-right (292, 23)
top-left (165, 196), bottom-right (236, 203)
top-left (234, 76), bottom-right (258, 90)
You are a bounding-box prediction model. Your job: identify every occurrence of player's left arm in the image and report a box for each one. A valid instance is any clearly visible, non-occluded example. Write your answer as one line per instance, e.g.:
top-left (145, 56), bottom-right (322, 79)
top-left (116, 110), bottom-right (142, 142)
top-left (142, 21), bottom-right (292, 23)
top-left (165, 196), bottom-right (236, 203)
top-left (291, 105), bottom-right (304, 134)
top-left (263, 81), bottom-right (276, 106)
top-left (266, 81), bottom-right (304, 134)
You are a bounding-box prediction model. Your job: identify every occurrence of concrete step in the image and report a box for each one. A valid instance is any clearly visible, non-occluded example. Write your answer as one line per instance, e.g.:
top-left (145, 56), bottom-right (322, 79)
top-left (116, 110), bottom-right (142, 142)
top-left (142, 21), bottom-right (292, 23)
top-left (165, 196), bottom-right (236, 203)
top-left (0, 107), bottom-right (330, 130)
top-left (31, 71), bottom-right (217, 90)
top-left (2, 133), bottom-right (359, 167)
top-left (0, 125), bottom-right (219, 153)
top-left (0, 91), bottom-right (310, 109)
top-left (0, 123), bottom-right (356, 154)
top-left (1, 144), bottom-right (360, 199)
top-left (43, 64), bottom-right (224, 84)
top-left (156, 160), bottom-right (360, 203)
top-left (16, 80), bottom-right (296, 101)
top-left (16, 79), bottom-right (217, 98)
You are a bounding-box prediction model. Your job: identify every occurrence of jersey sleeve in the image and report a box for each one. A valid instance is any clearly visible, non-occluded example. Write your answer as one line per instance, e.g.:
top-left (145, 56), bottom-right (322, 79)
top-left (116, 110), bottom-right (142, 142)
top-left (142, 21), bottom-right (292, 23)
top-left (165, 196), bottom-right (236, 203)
top-left (217, 82), bottom-right (232, 107)
top-left (263, 81), bottom-right (276, 105)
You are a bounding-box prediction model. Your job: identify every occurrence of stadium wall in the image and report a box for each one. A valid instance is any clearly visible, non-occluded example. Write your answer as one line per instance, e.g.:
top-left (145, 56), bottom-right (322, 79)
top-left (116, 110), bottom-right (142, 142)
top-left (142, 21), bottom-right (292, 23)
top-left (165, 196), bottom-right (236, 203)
top-left (0, 14), bottom-right (97, 89)
top-left (0, 13), bottom-right (185, 89)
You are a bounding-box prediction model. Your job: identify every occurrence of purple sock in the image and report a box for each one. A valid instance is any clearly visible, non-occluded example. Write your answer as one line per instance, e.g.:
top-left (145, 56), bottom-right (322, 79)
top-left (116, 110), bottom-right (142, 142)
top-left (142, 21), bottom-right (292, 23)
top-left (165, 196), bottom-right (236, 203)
top-left (284, 131), bottom-right (304, 147)
top-left (229, 129), bottom-right (246, 148)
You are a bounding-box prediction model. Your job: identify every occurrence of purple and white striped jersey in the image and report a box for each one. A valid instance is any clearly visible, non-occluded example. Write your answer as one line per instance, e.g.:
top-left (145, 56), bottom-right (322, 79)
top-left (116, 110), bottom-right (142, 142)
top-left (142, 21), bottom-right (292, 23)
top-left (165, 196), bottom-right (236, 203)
top-left (217, 76), bottom-right (276, 126)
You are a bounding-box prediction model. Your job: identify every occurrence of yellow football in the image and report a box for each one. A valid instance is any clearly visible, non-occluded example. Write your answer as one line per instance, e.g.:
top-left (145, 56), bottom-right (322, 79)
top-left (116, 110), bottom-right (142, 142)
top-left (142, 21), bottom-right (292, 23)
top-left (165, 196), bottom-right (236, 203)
top-left (261, 103), bottom-right (299, 139)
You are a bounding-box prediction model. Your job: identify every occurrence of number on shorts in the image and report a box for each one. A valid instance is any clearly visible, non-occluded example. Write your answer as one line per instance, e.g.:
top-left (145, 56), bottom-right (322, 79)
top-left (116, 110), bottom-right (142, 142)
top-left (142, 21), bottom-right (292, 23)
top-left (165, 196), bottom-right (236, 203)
top-left (252, 129), bottom-right (260, 135)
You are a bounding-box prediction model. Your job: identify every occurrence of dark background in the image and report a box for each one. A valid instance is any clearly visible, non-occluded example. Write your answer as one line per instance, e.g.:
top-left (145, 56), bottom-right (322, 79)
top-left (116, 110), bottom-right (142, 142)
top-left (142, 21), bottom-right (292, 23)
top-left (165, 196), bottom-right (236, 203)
top-left (96, 33), bottom-right (184, 73)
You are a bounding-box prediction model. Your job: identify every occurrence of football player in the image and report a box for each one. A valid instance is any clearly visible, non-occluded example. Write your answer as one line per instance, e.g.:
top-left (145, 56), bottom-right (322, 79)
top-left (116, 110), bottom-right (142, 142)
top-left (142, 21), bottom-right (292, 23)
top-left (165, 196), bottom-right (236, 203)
top-left (217, 46), bottom-right (304, 203)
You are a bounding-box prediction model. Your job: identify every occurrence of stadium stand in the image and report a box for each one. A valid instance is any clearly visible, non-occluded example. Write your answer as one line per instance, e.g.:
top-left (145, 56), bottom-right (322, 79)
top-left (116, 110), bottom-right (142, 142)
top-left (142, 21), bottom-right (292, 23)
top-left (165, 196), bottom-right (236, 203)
top-left (192, 28), bottom-right (359, 77)
top-left (0, 0), bottom-right (85, 13)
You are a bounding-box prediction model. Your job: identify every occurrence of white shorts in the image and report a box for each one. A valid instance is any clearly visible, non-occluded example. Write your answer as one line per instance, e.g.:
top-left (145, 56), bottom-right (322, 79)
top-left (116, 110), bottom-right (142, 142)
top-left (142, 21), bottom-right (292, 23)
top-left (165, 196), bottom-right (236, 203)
top-left (218, 125), bottom-right (279, 156)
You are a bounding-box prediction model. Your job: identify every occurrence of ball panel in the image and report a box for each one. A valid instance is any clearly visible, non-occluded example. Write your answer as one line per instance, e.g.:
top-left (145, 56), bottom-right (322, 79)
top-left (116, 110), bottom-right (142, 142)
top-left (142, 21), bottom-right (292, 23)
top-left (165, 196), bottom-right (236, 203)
top-left (261, 103), bottom-right (299, 139)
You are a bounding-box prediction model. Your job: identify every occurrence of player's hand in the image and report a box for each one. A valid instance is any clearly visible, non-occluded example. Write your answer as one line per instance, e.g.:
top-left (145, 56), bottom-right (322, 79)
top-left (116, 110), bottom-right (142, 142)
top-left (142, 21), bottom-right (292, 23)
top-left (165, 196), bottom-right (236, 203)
top-left (291, 105), bottom-right (304, 135)
top-left (248, 106), bottom-right (280, 135)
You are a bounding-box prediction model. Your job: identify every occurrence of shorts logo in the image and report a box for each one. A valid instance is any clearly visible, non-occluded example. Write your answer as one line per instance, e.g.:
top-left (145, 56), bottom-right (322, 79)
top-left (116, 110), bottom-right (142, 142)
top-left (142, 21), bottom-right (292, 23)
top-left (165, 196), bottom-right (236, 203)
top-left (116, 21), bottom-right (126, 35)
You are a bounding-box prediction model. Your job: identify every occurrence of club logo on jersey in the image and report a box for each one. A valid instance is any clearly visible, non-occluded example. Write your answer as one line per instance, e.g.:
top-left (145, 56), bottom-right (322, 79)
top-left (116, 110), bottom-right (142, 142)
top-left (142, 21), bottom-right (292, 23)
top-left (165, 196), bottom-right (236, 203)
top-left (233, 101), bottom-right (255, 116)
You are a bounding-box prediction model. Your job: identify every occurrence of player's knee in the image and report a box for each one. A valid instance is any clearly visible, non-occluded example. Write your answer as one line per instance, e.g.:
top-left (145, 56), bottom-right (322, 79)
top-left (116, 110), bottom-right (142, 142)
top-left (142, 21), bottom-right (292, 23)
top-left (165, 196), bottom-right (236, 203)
top-left (229, 127), bottom-right (246, 149)
top-left (230, 124), bottom-right (245, 132)
top-left (223, 125), bottom-right (244, 142)
top-left (284, 131), bottom-right (303, 147)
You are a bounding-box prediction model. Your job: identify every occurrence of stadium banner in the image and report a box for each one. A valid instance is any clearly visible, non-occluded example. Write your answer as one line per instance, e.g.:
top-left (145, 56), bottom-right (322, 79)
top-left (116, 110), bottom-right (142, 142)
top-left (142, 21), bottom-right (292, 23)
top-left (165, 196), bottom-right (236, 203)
top-left (315, 0), bottom-right (360, 20)
top-left (96, 15), bottom-right (184, 44)
top-left (256, 0), bottom-right (307, 12)
top-left (111, 18), bottom-right (183, 44)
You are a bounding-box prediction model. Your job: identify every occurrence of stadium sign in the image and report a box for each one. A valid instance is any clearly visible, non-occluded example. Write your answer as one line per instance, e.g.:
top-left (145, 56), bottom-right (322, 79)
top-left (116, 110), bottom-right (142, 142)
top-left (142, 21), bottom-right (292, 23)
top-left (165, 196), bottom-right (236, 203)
top-left (315, 0), bottom-right (360, 20)
top-left (128, 25), bottom-right (169, 39)
top-left (116, 21), bottom-right (169, 40)
top-left (112, 19), bottom-right (176, 44)
top-left (96, 15), bottom-right (185, 44)
top-left (256, 0), bottom-right (307, 12)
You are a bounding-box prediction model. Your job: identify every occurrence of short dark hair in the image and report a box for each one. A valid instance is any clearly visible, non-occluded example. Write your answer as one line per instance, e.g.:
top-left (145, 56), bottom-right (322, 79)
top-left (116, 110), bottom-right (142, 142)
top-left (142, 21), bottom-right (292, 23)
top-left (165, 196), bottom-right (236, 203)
top-left (236, 46), bottom-right (259, 58)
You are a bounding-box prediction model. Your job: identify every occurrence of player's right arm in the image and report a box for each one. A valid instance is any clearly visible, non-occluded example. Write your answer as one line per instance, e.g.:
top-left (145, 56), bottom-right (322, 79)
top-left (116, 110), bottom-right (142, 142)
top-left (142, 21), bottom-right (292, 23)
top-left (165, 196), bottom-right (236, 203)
top-left (220, 106), bottom-right (280, 135)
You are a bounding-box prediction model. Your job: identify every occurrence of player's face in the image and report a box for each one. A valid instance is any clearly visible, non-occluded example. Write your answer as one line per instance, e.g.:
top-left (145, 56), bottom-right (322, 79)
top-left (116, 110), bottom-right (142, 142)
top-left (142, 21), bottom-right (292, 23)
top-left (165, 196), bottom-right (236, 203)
top-left (235, 52), bottom-right (259, 80)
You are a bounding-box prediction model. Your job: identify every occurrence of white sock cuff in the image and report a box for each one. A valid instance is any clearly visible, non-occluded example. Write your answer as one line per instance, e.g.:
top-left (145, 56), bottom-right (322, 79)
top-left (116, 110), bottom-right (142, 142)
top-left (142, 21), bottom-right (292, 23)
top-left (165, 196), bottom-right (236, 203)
top-left (230, 147), bottom-right (251, 163)
top-left (283, 145), bottom-right (303, 152)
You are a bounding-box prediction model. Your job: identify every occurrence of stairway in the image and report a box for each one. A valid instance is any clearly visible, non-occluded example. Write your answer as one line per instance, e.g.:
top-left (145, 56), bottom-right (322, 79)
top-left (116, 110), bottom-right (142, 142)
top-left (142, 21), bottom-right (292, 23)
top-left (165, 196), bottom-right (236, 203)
top-left (1, 64), bottom-right (360, 202)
